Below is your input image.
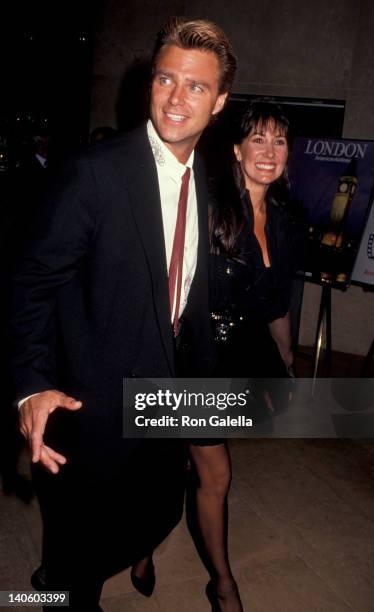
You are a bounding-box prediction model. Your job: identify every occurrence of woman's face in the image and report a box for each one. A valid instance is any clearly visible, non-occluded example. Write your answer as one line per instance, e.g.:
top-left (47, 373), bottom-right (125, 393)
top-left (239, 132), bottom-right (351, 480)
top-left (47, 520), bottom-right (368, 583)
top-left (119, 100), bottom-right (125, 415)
top-left (234, 120), bottom-right (288, 192)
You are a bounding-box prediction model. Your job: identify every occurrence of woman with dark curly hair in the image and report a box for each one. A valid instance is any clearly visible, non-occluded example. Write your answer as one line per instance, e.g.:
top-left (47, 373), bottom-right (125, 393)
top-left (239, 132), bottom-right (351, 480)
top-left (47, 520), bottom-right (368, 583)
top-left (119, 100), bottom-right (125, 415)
top-left (188, 100), bottom-right (296, 612)
top-left (209, 99), bottom-right (295, 378)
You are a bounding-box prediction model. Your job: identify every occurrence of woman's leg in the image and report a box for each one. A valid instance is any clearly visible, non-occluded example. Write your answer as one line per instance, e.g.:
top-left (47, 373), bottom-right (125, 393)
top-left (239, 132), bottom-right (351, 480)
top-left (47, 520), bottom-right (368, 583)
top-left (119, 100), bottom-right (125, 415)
top-left (189, 443), bottom-right (243, 612)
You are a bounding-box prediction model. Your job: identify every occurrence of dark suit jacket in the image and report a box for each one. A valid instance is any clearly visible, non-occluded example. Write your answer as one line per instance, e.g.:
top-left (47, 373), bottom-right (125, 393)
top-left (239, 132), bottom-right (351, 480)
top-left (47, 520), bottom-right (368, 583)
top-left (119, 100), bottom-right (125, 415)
top-left (10, 124), bottom-right (213, 579)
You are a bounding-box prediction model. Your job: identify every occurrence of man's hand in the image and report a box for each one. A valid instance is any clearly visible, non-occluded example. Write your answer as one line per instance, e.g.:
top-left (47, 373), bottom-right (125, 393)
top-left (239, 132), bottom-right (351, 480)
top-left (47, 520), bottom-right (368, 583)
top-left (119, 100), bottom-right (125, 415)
top-left (19, 390), bottom-right (82, 474)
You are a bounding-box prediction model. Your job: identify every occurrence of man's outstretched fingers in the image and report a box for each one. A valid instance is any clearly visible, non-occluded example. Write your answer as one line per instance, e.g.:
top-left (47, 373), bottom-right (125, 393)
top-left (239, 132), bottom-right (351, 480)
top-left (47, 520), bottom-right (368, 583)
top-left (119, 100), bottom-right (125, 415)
top-left (44, 445), bottom-right (67, 464)
top-left (31, 408), bottom-right (50, 463)
top-left (39, 445), bottom-right (64, 474)
top-left (57, 393), bottom-right (82, 410)
top-left (42, 445), bottom-right (67, 473)
top-left (19, 390), bottom-right (82, 469)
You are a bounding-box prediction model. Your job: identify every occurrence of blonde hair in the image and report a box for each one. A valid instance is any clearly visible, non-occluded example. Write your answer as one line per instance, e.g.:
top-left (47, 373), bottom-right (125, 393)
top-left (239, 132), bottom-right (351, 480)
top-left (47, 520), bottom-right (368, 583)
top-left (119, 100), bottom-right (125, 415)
top-left (152, 16), bottom-right (237, 94)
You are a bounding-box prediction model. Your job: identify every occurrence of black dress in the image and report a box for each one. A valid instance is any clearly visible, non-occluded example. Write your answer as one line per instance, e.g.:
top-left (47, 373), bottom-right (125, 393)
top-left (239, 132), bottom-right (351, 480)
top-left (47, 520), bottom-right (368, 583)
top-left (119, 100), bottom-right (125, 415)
top-left (190, 194), bottom-right (294, 446)
top-left (210, 192), bottom-right (293, 378)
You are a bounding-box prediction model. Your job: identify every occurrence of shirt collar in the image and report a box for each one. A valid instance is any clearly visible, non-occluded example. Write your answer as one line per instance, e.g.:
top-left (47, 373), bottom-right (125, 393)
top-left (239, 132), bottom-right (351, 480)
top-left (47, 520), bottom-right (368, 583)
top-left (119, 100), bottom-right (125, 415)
top-left (147, 119), bottom-right (194, 178)
top-left (35, 153), bottom-right (48, 168)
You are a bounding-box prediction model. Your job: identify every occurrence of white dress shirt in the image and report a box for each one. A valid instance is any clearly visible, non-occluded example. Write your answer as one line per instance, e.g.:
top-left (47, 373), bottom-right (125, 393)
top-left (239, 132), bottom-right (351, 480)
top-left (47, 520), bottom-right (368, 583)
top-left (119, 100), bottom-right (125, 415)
top-left (147, 120), bottom-right (198, 321)
top-left (35, 153), bottom-right (48, 168)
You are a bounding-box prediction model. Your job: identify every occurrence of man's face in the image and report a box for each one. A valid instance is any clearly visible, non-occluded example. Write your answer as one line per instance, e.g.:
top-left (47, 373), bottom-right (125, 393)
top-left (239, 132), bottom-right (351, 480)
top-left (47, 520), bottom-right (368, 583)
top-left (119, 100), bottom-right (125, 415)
top-left (150, 44), bottom-right (227, 164)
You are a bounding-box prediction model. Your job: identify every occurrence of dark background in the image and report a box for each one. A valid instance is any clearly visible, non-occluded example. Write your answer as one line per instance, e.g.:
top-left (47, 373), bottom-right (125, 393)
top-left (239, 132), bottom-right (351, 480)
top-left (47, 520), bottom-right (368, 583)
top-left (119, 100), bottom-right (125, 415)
top-left (0, 1), bottom-right (103, 156)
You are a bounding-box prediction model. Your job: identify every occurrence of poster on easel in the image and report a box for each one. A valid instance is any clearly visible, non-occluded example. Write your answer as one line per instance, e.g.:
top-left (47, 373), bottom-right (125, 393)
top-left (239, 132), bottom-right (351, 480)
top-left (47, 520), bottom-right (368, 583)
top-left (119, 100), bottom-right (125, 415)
top-left (288, 137), bottom-right (374, 287)
top-left (351, 199), bottom-right (374, 287)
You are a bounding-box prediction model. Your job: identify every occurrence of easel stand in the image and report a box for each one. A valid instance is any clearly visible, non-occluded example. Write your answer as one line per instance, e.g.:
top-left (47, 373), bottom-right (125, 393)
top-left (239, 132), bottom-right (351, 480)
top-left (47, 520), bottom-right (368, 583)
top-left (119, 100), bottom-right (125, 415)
top-left (312, 283), bottom-right (332, 396)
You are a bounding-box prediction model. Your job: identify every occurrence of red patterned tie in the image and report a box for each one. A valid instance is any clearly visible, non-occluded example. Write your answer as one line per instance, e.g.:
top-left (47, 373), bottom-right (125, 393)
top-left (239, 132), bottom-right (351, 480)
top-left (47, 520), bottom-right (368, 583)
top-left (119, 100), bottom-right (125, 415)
top-left (169, 167), bottom-right (191, 336)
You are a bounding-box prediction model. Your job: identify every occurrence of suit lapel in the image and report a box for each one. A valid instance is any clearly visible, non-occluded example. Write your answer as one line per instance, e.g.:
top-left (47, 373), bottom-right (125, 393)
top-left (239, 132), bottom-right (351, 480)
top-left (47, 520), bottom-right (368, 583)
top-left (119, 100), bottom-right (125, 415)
top-left (124, 127), bottom-right (175, 375)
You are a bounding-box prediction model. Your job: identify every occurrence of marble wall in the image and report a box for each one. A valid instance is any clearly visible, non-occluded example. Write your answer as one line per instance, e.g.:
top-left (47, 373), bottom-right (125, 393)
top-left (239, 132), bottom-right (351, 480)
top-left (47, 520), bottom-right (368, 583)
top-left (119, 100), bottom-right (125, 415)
top-left (90, 0), bottom-right (374, 357)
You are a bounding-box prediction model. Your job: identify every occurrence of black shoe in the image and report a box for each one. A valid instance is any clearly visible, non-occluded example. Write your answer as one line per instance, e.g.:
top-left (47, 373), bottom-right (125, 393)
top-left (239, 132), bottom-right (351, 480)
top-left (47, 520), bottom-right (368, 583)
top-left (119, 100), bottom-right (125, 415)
top-left (130, 562), bottom-right (155, 597)
top-left (31, 565), bottom-right (47, 591)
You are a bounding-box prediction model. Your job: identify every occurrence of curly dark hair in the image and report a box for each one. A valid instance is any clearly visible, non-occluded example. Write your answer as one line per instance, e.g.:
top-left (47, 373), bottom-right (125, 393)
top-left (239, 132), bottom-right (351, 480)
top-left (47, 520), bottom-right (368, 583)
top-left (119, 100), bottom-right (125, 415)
top-left (211, 100), bottom-right (291, 256)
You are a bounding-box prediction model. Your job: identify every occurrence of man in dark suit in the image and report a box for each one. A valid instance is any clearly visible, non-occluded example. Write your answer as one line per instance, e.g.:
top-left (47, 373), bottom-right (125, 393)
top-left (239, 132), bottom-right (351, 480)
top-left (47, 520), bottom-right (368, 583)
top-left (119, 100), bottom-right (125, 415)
top-left (10, 17), bottom-right (237, 610)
